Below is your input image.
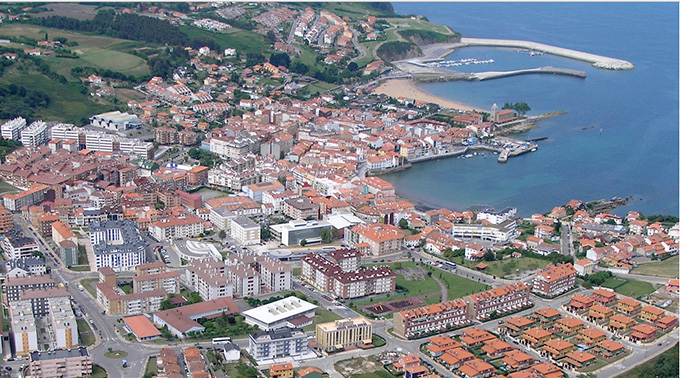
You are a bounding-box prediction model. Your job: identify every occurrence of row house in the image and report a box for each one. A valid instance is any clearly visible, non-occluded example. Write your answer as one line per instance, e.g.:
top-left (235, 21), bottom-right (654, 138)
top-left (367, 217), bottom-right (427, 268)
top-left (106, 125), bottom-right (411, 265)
top-left (467, 282), bottom-right (532, 321)
top-left (393, 299), bottom-right (469, 339)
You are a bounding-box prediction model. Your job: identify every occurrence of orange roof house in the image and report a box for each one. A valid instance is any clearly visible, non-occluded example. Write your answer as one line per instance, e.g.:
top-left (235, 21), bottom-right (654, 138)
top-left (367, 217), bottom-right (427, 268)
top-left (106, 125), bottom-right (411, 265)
top-left (502, 316), bottom-right (536, 335)
top-left (458, 358), bottom-right (495, 378)
top-left (588, 305), bottom-right (614, 322)
top-left (123, 315), bottom-right (161, 340)
top-left (543, 338), bottom-right (575, 360)
top-left (656, 315), bottom-right (678, 331)
top-left (577, 328), bottom-right (607, 347)
top-left (427, 335), bottom-right (462, 356)
top-left (270, 363), bottom-right (294, 378)
top-left (564, 351), bottom-right (596, 370)
top-left (439, 348), bottom-right (474, 369)
top-left (630, 324), bottom-right (657, 343)
top-left (521, 327), bottom-right (553, 347)
top-left (481, 339), bottom-right (514, 358)
top-left (568, 294), bottom-right (594, 312)
top-left (554, 316), bottom-right (585, 335)
top-left (534, 307), bottom-right (561, 324)
top-left (459, 327), bottom-right (495, 347)
top-left (639, 305), bottom-right (665, 322)
top-left (595, 339), bottom-right (626, 359)
top-left (591, 288), bottom-right (617, 306)
top-left (502, 350), bottom-right (536, 370)
top-left (615, 297), bottom-right (641, 315)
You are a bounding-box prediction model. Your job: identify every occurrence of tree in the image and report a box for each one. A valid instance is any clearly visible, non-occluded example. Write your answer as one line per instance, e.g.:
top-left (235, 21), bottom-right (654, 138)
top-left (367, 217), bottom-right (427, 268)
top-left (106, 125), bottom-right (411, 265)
top-left (482, 251), bottom-right (496, 261)
top-left (219, 230), bottom-right (226, 239)
top-left (398, 218), bottom-right (409, 229)
top-left (320, 228), bottom-right (332, 243)
top-left (188, 291), bottom-right (203, 304)
top-left (300, 239), bottom-right (307, 246)
top-left (502, 102), bottom-right (531, 116)
top-left (269, 52), bottom-right (290, 68)
top-left (348, 62), bottom-right (359, 72)
top-left (159, 299), bottom-right (175, 311)
top-left (266, 30), bottom-right (276, 43)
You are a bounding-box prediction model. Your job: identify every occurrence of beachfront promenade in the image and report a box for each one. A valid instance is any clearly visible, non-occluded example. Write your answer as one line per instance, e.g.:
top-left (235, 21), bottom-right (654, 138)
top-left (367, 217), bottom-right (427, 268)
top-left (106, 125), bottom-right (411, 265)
top-left (455, 37), bottom-right (634, 70)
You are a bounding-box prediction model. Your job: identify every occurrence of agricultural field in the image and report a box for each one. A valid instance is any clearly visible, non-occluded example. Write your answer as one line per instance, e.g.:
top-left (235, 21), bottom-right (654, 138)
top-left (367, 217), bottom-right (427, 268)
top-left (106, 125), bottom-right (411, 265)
top-left (602, 277), bottom-right (657, 299)
top-left (632, 256), bottom-right (679, 278)
top-left (0, 24), bottom-right (151, 79)
top-left (0, 68), bottom-right (114, 124)
top-left (179, 25), bottom-right (268, 54)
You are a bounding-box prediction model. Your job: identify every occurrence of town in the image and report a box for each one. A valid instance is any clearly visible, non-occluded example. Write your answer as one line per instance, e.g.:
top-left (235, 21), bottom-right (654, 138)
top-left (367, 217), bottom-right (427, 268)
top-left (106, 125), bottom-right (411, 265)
top-left (0, 2), bottom-right (676, 378)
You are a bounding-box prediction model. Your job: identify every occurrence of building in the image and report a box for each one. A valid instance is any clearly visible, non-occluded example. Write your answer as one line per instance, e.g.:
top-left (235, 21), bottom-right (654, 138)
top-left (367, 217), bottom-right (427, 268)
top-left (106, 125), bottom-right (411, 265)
top-left (450, 220), bottom-right (519, 242)
top-left (283, 197), bottom-right (319, 220)
top-left (26, 348), bottom-right (92, 378)
top-left (543, 338), bottom-right (574, 360)
top-left (155, 126), bottom-right (179, 145)
top-left (89, 220), bottom-right (146, 271)
top-left (183, 258), bottom-right (233, 301)
top-left (616, 297), bottom-right (641, 316)
top-left (467, 282), bottom-right (531, 321)
top-left (20, 121), bottom-right (49, 147)
top-left (521, 327), bottom-right (552, 348)
top-left (89, 111), bottom-right (141, 131)
top-left (531, 263), bottom-right (577, 298)
top-left (594, 340), bottom-right (626, 360)
top-left (1, 117), bottom-right (27, 140)
top-left (345, 223), bottom-right (405, 256)
top-left (574, 259), bottom-right (594, 276)
top-left (3, 184), bottom-right (49, 211)
top-left (577, 327), bottom-right (607, 347)
top-left (568, 294), bottom-right (595, 312)
top-left (270, 363), bottom-right (294, 378)
top-left (59, 240), bottom-right (79, 266)
top-left (590, 288), bottom-right (617, 306)
top-left (245, 181), bottom-right (284, 202)
top-left (230, 216), bottom-right (261, 245)
top-left (5, 257), bottom-right (46, 278)
top-left (152, 297), bottom-right (239, 338)
top-left (19, 287), bottom-right (70, 317)
top-left (4, 275), bottom-right (57, 303)
top-left (9, 299), bottom-right (38, 354)
top-left (300, 252), bottom-right (396, 300)
top-left (133, 269), bottom-right (180, 295)
top-left (630, 324), bottom-right (657, 343)
top-left (48, 297), bottom-right (79, 350)
top-left (249, 327), bottom-right (309, 362)
top-left (96, 283), bottom-right (166, 315)
top-left (315, 318), bottom-right (373, 352)
top-left (0, 205), bottom-right (13, 232)
top-left (243, 296), bottom-right (317, 331)
top-left (123, 315), bottom-right (162, 341)
top-left (393, 299), bottom-right (469, 339)
top-left (639, 305), bottom-right (666, 322)
top-left (270, 219), bottom-right (332, 246)
top-left (2, 233), bottom-right (40, 259)
top-left (149, 215), bottom-right (204, 241)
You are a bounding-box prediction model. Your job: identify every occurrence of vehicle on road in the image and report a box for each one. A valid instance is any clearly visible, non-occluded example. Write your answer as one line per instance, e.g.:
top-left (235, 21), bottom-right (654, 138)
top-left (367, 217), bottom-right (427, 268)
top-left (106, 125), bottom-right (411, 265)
top-left (212, 337), bottom-right (232, 345)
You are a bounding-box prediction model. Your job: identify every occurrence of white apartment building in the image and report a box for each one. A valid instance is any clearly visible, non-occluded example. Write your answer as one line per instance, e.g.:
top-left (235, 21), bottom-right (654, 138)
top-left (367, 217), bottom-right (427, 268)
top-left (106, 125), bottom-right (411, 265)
top-left (451, 219), bottom-right (519, 243)
top-left (20, 121), bottom-right (49, 147)
top-left (49, 123), bottom-right (80, 141)
top-left (183, 258), bottom-right (234, 301)
top-left (230, 216), bottom-right (260, 246)
top-left (10, 299), bottom-right (38, 355)
top-left (48, 297), bottom-right (79, 350)
top-left (89, 220), bottom-right (146, 271)
top-left (1, 117), bottom-right (27, 140)
top-left (209, 207), bottom-right (236, 231)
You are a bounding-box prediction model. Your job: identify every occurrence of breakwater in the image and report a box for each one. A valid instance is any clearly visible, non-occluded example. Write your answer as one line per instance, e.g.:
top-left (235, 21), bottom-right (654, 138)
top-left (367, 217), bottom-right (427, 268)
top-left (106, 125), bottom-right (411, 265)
top-left (471, 66), bottom-right (586, 81)
top-left (456, 38), bottom-right (634, 70)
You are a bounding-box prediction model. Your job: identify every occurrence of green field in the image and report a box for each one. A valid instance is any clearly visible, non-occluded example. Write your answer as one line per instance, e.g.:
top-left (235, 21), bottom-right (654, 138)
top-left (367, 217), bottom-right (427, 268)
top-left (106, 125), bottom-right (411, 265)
top-left (0, 68), bottom-right (115, 124)
top-left (449, 255), bottom-right (550, 279)
top-left (0, 24), bottom-right (151, 79)
top-left (384, 18), bottom-right (454, 35)
top-left (603, 277), bottom-right (657, 298)
top-left (429, 266), bottom-right (491, 298)
top-left (303, 308), bottom-right (343, 332)
top-left (81, 278), bottom-right (98, 298)
top-left (179, 25), bottom-right (268, 54)
top-left (616, 343), bottom-right (678, 378)
top-left (91, 365), bottom-right (107, 378)
top-left (145, 356), bottom-right (158, 378)
top-left (0, 181), bottom-right (19, 195)
top-left (632, 256), bottom-right (679, 278)
top-left (77, 318), bottom-right (96, 346)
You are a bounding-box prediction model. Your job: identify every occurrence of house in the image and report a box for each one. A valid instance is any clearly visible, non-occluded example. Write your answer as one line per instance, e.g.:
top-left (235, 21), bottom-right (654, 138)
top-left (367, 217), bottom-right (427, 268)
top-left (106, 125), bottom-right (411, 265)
top-left (608, 314), bottom-right (636, 333)
top-left (656, 315), bottom-right (678, 332)
top-left (554, 317), bottom-right (585, 335)
top-left (533, 307), bottom-right (561, 325)
top-left (543, 338), bottom-right (574, 360)
top-left (480, 339), bottom-right (514, 358)
top-left (577, 328), bottom-right (607, 347)
top-left (394, 354), bottom-right (421, 371)
top-left (594, 339), bottom-right (626, 359)
top-left (591, 289), bottom-right (617, 306)
top-left (502, 350), bottom-right (535, 371)
top-left (573, 259), bottom-right (594, 276)
top-left (270, 363), bottom-right (294, 378)
top-left (439, 348), bottom-right (474, 369)
top-left (630, 324), bottom-right (657, 343)
top-left (639, 305), bottom-right (665, 322)
top-left (521, 327), bottom-right (552, 347)
top-left (615, 297), bottom-right (641, 315)
top-left (501, 316), bottom-right (536, 335)
top-left (587, 305), bottom-right (614, 323)
top-left (458, 358), bottom-right (495, 378)
top-left (564, 351), bottom-right (596, 370)
top-left (568, 294), bottom-right (594, 312)
top-left (426, 335), bottom-right (462, 356)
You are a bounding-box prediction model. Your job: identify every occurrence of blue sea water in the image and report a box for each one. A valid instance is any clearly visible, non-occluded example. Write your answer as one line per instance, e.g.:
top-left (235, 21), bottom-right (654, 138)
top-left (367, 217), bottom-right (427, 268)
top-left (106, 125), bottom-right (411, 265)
top-left (382, 2), bottom-right (679, 216)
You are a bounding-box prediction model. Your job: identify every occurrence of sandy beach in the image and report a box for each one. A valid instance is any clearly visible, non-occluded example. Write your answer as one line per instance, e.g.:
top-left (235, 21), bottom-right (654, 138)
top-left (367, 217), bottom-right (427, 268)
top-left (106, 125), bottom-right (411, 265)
top-left (373, 79), bottom-right (487, 112)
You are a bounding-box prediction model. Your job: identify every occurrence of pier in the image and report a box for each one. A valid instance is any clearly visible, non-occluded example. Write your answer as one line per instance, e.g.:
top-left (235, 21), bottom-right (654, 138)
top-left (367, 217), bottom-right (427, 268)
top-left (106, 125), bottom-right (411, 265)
top-left (471, 66), bottom-right (586, 81)
top-left (457, 38), bottom-right (634, 70)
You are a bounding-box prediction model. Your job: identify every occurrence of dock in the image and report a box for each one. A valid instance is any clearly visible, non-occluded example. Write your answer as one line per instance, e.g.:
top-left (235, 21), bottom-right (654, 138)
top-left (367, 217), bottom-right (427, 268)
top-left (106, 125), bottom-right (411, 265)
top-left (471, 66), bottom-right (586, 81)
top-left (458, 38), bottom-right (634, 70)
top-left (498, 150), bottom-right (509, 163)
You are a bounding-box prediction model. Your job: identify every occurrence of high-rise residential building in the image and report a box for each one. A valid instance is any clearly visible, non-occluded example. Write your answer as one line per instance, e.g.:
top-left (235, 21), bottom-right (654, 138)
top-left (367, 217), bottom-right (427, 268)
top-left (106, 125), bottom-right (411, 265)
top-left (89, 220), bottom-right (146, 271)
top-left (1, 117), bottom-right (27, 140)
top-left (248, 328), bottom-right (309, 362)
top-left (21, 121), bottom-right (49, 147)
top-left (27, 347), bottom-right (92, 378)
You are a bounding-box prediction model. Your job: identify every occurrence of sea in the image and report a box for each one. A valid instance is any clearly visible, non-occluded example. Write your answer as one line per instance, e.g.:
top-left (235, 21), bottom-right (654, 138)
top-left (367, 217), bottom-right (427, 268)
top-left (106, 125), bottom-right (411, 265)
top-left (382, 2), bottom-right (679, 217)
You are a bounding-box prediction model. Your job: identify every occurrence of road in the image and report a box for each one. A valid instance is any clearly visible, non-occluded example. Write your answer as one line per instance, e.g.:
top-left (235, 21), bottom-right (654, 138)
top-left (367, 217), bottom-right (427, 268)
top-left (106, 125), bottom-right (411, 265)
top-left (560, 223), bottom-right (573, 256)
top-left (349, 29), bottom-right (367, 64)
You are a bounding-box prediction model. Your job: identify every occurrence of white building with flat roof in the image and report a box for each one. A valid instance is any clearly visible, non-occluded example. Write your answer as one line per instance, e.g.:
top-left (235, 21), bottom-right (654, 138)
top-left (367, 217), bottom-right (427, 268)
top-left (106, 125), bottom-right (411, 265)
top-left (230, 216), bottom-right (260, 246)
top-left (243, 296), bottom-right (317, 331)
top-left (20, 120), bottom-right (48, 147)
top-left (9, 299), bottom-right (38, 355)
top-left (270, 219), bottom-right (332, 246)
top-left (49, 297), bottom-right (79, 350)
top-left (1, 117), bottom-right (27, 140)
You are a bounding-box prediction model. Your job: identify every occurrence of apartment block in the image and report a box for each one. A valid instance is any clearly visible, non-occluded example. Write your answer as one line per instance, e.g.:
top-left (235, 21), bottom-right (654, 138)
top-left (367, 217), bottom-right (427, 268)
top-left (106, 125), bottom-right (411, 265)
top-left (3, 184), bottom-right (49, 211)
top-left (96, 283), bottom-right (166, 315)
top-left (315, 318), bottom-right (373, 351)
top-left (248, 327), bottom-right (309, 362)
top-left (468, 282), bottom-right (532, 321)
top-left (133, 270), bottom-right (180, 295)
top-left (230, 216), bottom-right (261, 246)
top-left (393, 299), bottom-right (469, 339)
top-left (531, 263), bottom-right (577, 298)
top-left (149, 214), bottom-right (204, 241)
top-left (183, 258), bottom-right (234, 301)
top-left (301, 252), bottom-right (396, 300)
top-left (0, 205), bottom-right (14, 232)
top-left (48, 297), bottom-right (79, 350)
top-left (21, 121), bottom-right (49, 147)
top-left (345, 223), bottom-right (405, 256)
top-left (90, 220), bottom-right (146, 271)
top-left (9, 299), bottom-right (38, 355)
top-left (4, 275), bottom-right (57, 303)
top-left (1, 117), bottom-right (27, 140)
top-left (27, 348), bottom-right (92, 378)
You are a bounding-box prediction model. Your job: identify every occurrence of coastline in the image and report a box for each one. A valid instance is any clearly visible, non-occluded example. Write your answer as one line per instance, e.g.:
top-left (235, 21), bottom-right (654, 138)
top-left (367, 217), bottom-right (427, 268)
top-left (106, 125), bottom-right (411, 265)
top-left (373, 79), bottom-right (487, 112)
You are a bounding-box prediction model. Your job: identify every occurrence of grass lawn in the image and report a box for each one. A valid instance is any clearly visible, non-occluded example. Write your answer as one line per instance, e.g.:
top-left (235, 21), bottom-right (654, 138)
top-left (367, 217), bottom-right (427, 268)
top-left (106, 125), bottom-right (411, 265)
top-left (632, 256), bottom-right (679, 278)
top-left (91, 365), bottom-right (107, 378)
top-left (0, 181), bottom-right (19, 195)
top-left (0, 68), bottom-right (114, 124)
top-left (303, 308), bottom-right (343, 331)
top-left (179, 25), bottom-right (268, 54)
top-left (77, 319), bottom-right (96, 346)
top-left (603, 277), bottom-right (657, 298)
top-left (448, 255), bottom-right (550, 279)
top-left (300, 82), bottom-right (339, 96)
top-left (81, 278), bottom-right (98, 298)
top-left (432, 267), bottom-right (491, 298)
top-left (352, 372), bottom-right (394, 378)
top-left (292, 268), bottom-right (301, 277)
top-left (383, 18), bottom-right (454, 34)
top-left (120, 283), bottom-right (133, 295)
top-left (145, 356), bottom-right (158, 378)
top-left (104, 350), bottom-right (128, 359)
top-left (616, 343), bottom-right (678, 378)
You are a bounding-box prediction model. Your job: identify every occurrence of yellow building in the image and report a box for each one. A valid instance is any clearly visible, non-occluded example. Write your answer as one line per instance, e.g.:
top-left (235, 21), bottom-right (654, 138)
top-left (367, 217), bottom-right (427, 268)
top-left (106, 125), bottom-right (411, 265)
top-left (270, 363), bottom-right (294, 378)
top-left (316, 318), bottom-right (372, 352)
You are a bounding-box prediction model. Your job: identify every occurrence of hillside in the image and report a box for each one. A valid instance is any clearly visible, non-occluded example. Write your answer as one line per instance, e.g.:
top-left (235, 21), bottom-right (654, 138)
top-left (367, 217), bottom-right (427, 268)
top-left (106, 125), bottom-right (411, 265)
top-left (377, 41), bottom-right (423, 62)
